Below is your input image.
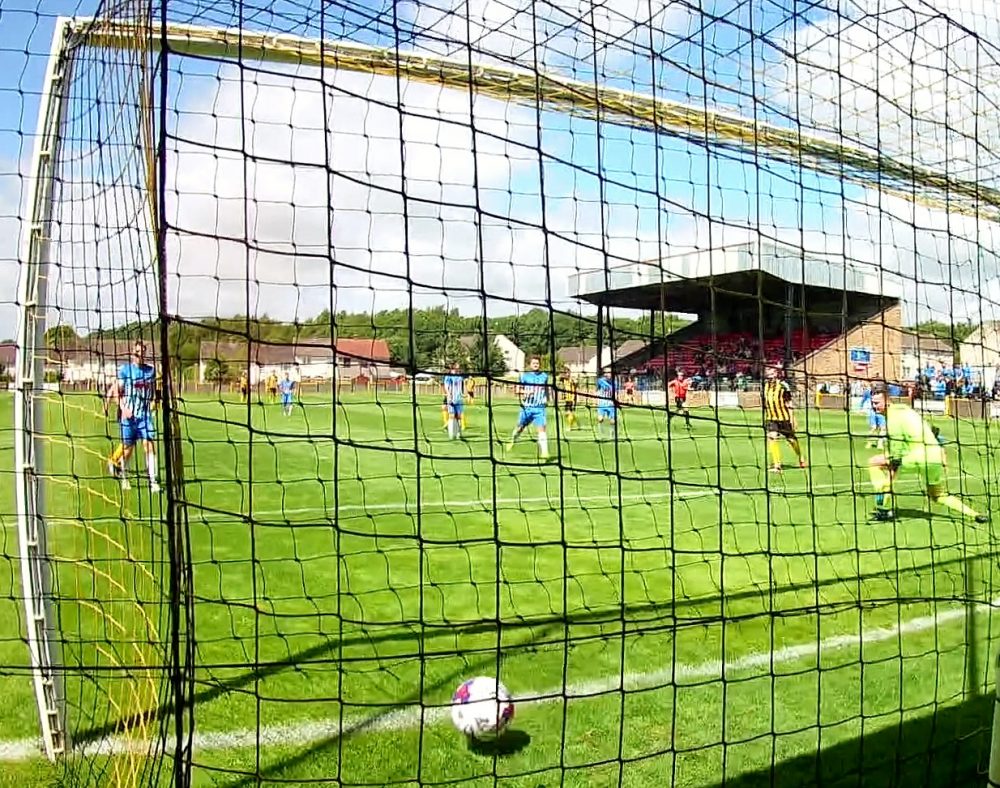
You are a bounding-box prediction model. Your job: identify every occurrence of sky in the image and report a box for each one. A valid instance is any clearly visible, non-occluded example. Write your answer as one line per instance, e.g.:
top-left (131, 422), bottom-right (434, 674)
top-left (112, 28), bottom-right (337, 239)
top-left (3, 0), bottom-right (1000, 341)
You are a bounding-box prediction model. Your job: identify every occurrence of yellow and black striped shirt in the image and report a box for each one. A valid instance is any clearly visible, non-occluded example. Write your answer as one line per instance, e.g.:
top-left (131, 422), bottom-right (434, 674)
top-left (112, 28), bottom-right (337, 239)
top-left (763, 379), bottom-right (792, 422)
top-left (560, 376), bottom-right (578, 404)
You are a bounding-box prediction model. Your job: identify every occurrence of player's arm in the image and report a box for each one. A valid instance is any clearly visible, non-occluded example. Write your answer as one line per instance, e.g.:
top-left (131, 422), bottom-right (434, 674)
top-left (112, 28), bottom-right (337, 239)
top-left (782, 382), bottom-right (795, 424)
top-left (103, 380), bottom-right (120, 415)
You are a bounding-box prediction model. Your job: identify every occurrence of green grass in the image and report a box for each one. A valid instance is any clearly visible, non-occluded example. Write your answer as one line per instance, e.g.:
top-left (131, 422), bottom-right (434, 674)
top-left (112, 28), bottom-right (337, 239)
top-left (1, 390), bottom-right (1000, 786)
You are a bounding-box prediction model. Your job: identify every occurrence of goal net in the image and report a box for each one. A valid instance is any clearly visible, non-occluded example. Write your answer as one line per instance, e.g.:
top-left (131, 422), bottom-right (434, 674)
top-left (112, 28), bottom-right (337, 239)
top-left (7, 0), bottom-right (1000, 785)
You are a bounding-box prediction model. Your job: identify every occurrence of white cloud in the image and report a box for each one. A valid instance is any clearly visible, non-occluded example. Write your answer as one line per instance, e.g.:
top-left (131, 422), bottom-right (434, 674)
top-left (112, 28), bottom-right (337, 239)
top-left (158, 55), bottom-right (684, 327)
top-left (760, 0), bottom-right (1000, 323)
top-left (767, 0), bottom-right (1000, 185)
top-left (400, 0), bottom-right (692, 77)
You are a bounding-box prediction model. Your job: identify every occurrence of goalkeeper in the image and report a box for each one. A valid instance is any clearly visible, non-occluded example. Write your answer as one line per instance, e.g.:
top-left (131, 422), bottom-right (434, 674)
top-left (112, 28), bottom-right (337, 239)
top-left (867, 382), bottom-right (987, 523)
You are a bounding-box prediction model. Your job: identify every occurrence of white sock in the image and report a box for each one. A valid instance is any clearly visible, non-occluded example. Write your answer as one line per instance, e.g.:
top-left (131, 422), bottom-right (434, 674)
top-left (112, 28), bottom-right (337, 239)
top-left (146, 449), bottom-right (157, 484)
top-left (538, 431), bottom-right (548, 458)
top-left (510, 429), bottom-right (519, 443)
top-left (448, 420), bottom-right (457, 439)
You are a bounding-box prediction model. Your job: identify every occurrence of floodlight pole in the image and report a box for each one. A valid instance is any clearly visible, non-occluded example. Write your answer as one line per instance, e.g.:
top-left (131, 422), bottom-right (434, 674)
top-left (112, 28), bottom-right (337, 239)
top-left (13, 17), bottom-right (74, 761)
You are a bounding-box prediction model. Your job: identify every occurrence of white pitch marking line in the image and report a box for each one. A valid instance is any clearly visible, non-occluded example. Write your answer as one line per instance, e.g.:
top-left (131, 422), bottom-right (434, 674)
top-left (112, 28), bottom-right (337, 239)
top-left (44, 473), bottom-right (973, 525)
top-left (0, 596), bottom-right (994, 761)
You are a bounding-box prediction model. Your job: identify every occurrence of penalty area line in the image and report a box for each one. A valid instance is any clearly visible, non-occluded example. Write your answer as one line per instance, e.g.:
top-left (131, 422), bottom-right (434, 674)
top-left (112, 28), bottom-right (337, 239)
top-left (45, 473), bottom-right (969, 525)
top-left (0, 595), bottom-right (994, 761)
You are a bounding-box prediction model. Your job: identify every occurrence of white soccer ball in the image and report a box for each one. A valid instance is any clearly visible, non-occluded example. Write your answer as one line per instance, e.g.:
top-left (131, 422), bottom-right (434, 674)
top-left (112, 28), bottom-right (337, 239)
top-left (450, 676), bottom-right (515, 740)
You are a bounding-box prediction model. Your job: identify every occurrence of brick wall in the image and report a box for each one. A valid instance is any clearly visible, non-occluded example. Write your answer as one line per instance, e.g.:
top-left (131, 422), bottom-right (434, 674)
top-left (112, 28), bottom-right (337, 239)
top-left (791, 304), bottom-right (902, 384)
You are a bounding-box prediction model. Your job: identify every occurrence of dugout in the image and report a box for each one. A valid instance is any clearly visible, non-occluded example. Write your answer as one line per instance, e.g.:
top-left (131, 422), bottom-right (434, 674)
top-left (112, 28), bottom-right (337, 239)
top-left (568, 238), bottom-right (904, 386)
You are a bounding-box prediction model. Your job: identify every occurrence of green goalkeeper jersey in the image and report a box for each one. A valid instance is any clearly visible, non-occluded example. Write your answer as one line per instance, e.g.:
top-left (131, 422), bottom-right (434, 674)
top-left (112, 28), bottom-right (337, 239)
top-left (885, 404), bottom-right (944, 464)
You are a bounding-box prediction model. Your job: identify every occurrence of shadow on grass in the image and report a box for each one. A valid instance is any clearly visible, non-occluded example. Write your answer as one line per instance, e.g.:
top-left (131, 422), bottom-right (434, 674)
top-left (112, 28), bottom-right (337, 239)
top-left (894, 507), bottom-right (935, 522)
top-left (70, 546), bottom-right (996, 751)
top-left (468, 728), bottom-right (531, 757)
top-left (706, 693), bottom-right (994, 788)
top-left (208, 623), bottom-right (557, 788)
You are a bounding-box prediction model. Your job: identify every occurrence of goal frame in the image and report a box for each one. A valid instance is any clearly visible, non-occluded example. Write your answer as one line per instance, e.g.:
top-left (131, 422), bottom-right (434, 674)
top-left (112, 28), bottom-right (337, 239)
top-left (14, 17), bottom-right (75, 761)
top-left (15, 13), bottom-right (1000, 765)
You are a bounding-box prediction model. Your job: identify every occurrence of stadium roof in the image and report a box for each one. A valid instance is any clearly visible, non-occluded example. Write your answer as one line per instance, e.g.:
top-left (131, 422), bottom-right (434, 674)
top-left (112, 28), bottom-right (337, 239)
top-left (569, 239), bottom-right (904, 312)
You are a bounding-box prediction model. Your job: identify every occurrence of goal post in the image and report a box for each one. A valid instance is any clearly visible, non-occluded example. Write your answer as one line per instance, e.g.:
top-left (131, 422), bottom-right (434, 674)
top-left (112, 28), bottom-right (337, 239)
top-left (14, 16), bottom-right (75, 761)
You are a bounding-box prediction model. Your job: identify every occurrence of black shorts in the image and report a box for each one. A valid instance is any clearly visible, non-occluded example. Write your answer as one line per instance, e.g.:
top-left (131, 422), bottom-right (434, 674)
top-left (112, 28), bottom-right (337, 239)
top-left (563, 401), bottom-right (576, 412)
top-left (766, 419), bottom-right (796, 439)
top-left (674, 397), bottom-right (686, 409)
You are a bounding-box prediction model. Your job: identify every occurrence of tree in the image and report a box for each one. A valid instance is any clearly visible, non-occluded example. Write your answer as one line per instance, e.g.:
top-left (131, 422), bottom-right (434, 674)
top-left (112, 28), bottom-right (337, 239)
top-left (911, 320), bottom-right (976, 347)
top-left (436, 335), bottom-right (470, 371)
top-left (44, 324), bottom-right (78, 347)
top-left (470, 334), bottom-right (507, 377)
top-left (203, 358), bottom-right (229, 382)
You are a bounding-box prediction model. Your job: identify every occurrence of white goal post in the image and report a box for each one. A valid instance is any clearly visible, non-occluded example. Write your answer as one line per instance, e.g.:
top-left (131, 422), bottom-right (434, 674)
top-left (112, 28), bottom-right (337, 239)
top-left (14, 17), bottom-right (75, 761)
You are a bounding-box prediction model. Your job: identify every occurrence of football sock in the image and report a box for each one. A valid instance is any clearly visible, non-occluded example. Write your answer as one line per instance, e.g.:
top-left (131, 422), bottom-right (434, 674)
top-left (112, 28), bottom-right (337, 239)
top-left (538, 431), bottom-right (548, 458)
top-left (938, 494), bottom-right (979, 518)
top-left (868, 465), bottom-right (893, 510)
top-left (768, 440), bottom-right (782, 468)
top-left (146, 449), bottom-right (157, 485)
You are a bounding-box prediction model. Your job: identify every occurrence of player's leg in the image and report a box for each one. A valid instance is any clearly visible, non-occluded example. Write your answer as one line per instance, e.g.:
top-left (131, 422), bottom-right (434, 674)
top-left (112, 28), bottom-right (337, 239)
top-left (925, 463), bottom-right (987, 522)
top-left (597, 407), bottom-right (614, 438)
top-left (448, 404), bottom-right (462, 440)
top-left (108, 442), bottom-right (124, 477)
top-left (141, 422), bottom-right (160, 492)
top-left (867, 454), bottom-right (895, 519)
top-left (442, 396), bottom-right (449, 429)
top-left (766, 426), bottom-right (783, 472)
top-left (867, 412), bottom-right (887, 449)
top-left (136, 418), bottom-right (159, 491)
top-left (118, 419), bottom-right (137, 490)
top-left (678, 398), bottom-right (690, 427)
top-left (536, 410), bottom-right (549, 458)
top-left (508, 409), bottom-right (530, 449)
top-left (785, 427), bottom-right (806, 467)
top-left (461, 396), bottom-right (469, 430)
top-left (874, 414), bottom-right (887, 449)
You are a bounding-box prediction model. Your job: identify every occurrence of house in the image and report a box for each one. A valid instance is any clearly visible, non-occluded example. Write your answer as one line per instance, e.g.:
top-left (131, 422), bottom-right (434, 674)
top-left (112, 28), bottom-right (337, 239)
top-left (959, 322), bottom-right (1000, 388)
top-left (0, 342), bottom-right (15, 379)
top-left (899, 332), bottom-right (955, 380)
top-left (558, 340), bottom-right (649, 376)
top-left (558, 345), bottom-right (597, 376)
top-left (494, 334), bottom-right (525, 375)
top-left (198, 338), bottom-right (392, 383)
top-left (48, 339), bottom-right (157, 386)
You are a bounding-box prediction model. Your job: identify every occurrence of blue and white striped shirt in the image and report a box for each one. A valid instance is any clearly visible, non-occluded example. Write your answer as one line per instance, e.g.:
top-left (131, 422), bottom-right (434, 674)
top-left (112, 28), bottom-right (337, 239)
top-left (443, 374), bottom-right (464, 405)
top-left (117, 362), bottom-right (156, 421)
top-left (519, 371), bottom-right (548, 408)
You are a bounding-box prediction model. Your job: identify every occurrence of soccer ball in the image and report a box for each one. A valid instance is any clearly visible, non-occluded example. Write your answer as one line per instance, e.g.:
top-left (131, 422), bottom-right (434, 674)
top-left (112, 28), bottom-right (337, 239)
top-left (450, 676), bottom-right (515, 740)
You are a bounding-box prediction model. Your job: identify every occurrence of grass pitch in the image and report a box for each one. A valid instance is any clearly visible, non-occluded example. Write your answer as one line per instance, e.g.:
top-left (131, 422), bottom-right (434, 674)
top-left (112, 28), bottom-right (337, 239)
top-left (1, 390), bottom-right (999, 787)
